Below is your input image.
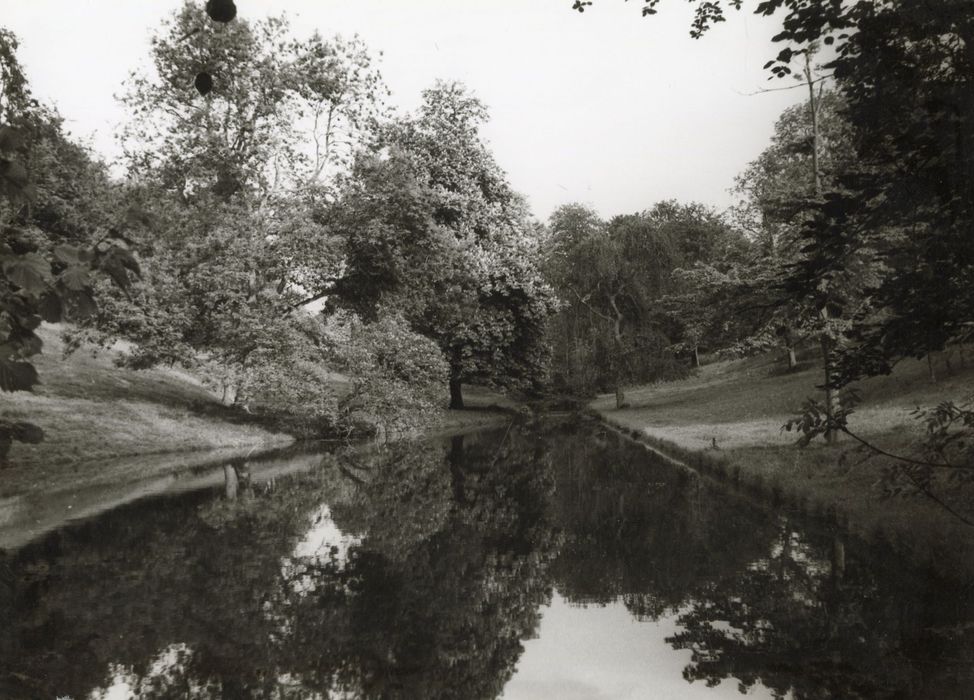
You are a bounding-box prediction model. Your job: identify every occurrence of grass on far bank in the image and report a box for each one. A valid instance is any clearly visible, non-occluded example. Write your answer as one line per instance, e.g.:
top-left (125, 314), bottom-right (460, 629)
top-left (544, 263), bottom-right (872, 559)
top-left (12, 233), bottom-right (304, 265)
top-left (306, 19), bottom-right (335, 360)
top-left (591, 344), bottom-right (974, 580)
top-left (0, 324), bottom-right (295, 498)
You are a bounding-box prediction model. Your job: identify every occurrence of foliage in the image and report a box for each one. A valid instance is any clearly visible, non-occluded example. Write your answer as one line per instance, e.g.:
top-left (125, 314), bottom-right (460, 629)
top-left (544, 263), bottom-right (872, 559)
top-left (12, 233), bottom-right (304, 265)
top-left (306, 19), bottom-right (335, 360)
top-left (784, 389), bottom-right (974, 526)
top-left (543, 201), bottom-right (740, 395)
top-left (120, 3), bottom-right (387, 201)
top-left (578, 0), bottom-right (974, 391)
top-left (331, 313), bottom-right (449, 435)
top-left (329, 81), bottom-right (558, 405)
top-left (66, 5), bottom-right (447, 436)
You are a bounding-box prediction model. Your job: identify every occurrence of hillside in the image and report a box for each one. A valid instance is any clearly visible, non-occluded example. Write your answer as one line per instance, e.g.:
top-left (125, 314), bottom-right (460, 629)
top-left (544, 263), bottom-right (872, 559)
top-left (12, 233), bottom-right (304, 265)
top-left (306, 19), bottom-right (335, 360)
top-left (0, 325), bottom-right (295, 498)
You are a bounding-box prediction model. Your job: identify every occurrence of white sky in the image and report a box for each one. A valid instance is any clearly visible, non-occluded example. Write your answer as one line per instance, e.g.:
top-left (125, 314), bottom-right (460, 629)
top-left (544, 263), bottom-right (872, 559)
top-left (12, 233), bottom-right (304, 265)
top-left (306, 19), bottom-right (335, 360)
top-left (1, 0), bottom-right (803, 221)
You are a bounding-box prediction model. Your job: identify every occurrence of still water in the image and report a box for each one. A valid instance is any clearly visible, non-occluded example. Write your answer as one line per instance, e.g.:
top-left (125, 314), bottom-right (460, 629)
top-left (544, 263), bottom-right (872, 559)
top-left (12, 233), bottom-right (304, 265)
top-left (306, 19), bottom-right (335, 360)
top-left (1, 417), bottom-right (972, 699)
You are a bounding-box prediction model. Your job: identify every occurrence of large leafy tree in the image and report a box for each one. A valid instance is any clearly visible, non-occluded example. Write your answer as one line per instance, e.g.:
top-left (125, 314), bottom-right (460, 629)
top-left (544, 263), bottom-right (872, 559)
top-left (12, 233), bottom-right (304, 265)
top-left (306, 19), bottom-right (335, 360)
top-left (120, 3), bottom-right (383, 201)
top-left (330, 82), bottom-right (557, 408)
top-left (78, 4), bottom-right (398, 429)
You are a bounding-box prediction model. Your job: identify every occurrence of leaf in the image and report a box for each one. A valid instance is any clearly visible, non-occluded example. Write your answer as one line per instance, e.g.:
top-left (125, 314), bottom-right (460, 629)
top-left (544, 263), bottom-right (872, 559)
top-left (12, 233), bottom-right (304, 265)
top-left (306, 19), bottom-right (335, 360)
top-left (5, 229), bottom-right (37, 254)
top-left (59, 265), bottom-right (92, 291)
top-left (0, 157), bottom-right (27, 187)
top-left (2, 254), bottom-right (52, 295)
top-left (54, 244), bottom-right (84, 265)
top-left (97, 246), bottom-right (140, 290)
top-left (0, 359), bottom-right (38, 392)
top-left (0, 125), bottom-right (24, 152)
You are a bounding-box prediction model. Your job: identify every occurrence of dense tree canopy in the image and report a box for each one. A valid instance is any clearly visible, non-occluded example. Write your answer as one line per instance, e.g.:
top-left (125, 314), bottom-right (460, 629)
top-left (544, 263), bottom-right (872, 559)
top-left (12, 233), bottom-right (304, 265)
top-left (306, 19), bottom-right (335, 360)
top-left (330, 82), bottom-right (558, 407)
top-left (543, 200), bottom-right (744, 399)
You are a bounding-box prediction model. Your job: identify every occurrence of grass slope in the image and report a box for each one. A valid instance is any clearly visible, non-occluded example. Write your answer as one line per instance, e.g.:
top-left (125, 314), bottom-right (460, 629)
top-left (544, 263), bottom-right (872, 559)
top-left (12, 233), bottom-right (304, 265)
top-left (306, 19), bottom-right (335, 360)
top-left (0, 324), bottom-right (294, 498)
top-left (592, 345), bottom-right (974, 580)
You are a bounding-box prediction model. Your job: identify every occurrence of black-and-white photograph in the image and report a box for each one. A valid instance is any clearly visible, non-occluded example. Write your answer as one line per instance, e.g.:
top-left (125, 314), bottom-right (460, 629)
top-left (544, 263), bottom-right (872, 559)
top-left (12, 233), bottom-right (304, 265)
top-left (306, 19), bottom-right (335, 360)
top-left (1, 1), bottom-right (972, 697)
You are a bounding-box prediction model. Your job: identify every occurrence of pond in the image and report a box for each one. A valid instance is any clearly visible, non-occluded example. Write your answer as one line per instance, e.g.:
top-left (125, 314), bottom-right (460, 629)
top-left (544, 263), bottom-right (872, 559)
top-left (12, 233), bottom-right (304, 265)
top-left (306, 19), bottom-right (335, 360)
top-left (1, 417), bottom-right (972, 699)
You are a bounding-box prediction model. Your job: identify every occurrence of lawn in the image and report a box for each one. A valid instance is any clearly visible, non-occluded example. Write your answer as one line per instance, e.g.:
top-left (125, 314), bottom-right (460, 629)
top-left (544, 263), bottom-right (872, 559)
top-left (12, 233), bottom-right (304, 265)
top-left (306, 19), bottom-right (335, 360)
top-left (0, 324), bottom-right (296, 498)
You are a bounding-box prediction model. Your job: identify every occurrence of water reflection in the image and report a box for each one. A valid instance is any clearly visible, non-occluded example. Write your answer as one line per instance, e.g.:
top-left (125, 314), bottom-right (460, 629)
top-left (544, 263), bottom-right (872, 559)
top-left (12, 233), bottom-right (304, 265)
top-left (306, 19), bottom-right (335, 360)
top-left (0, 418), bottom-right (972, 699)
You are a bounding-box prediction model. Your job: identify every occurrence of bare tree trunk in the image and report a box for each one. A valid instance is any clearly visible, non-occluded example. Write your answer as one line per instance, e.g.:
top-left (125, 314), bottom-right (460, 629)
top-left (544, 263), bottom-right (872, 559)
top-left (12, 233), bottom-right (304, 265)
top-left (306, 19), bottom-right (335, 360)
top-left (449, 376), bottom-right (464, 410)
top-left (787, 345), bottom-right (797, 370)
top-left (927, 352), bottom-right (937, 382)
top-left (610, 291), bottom-right (627, 410)
top-left (807, 55), bottom-right (840, 443)
top-left (820, 319), bottom-right (840, 445)
top-left (224, 464), bottom-right (239, 501)
top-left (692, 345), bottom-right (701, 369)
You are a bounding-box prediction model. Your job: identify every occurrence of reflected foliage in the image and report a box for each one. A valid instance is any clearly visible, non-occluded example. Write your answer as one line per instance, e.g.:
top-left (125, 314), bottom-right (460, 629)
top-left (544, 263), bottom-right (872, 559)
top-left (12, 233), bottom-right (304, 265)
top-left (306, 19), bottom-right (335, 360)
top-left (545, 423), bottom-right (974, 699)
top-left (1, 420), bottom-right (973, 699)
top-left (0, 424), bottom-right (559, 699)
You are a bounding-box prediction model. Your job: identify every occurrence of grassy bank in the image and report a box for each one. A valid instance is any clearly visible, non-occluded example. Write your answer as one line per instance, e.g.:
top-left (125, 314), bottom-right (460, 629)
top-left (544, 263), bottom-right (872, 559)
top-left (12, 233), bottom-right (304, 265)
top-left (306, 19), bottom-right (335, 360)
top-left (591, 346), bottom-right (974, 580)
top-left (0, 325), bottom-right (513, 504)
top-left (0, 325), bottom-right (296, 498)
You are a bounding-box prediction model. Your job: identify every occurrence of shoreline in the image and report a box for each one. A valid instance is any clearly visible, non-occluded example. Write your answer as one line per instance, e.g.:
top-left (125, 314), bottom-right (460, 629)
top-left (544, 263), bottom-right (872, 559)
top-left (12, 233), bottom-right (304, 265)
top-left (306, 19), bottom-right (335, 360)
top-left (589, 406), bottom-right (974, 583)
top-left (0, 406), bottom-right (512, 552)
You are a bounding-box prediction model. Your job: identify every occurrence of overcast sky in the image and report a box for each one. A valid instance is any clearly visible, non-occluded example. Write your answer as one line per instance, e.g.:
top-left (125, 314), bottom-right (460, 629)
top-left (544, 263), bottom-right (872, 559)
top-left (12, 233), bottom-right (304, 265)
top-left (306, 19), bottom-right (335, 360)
top-left (1, 0), bottom-right (804, 221)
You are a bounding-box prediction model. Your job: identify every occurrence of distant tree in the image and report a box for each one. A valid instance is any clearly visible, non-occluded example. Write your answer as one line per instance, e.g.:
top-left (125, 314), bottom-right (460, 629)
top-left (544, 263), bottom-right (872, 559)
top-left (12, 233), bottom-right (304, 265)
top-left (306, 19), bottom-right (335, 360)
top-left (544, 201), bottom-right (735, 403)
top-left (724, 84), bottom-right (865, 385)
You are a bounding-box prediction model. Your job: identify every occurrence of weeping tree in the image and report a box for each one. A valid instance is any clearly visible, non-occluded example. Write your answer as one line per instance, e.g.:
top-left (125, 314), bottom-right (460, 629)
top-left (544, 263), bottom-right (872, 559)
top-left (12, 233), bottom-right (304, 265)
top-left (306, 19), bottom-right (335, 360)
top-left (544, 202), bottom-right (734, 405)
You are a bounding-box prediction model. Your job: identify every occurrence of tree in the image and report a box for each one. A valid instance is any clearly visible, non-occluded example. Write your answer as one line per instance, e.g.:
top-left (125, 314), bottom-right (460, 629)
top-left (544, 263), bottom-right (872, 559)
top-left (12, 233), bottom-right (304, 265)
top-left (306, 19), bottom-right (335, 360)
top-left (543, 201), bottom-right (735, 403)
top-left (330, 82), bottom-right (558, 408)
top-left (70, 5), bottom-right (413, 434)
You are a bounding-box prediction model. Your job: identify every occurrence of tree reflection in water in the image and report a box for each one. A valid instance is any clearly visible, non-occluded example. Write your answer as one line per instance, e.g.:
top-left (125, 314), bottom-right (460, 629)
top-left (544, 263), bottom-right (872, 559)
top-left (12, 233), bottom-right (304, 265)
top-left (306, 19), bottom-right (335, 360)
top-left (0, 418), bottom-right (972, 699)
top-left (544, 421), bottom-right (974, 699)
top-left (0, 424), bottom-right (560, 699)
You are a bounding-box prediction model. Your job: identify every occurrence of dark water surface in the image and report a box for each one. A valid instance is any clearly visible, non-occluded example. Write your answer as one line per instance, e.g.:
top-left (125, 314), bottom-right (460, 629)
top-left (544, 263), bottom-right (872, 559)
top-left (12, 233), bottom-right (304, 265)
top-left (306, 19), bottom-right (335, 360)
top-left (1, 418), bottom-right (972, 699)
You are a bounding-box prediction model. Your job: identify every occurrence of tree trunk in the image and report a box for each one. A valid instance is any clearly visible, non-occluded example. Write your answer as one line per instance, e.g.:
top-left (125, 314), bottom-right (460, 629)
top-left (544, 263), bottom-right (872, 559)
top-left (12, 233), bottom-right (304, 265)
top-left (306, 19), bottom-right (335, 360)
top-left (449, 377), bottom-right (464, 410)
top-left (831, 535), bottom-right (846, 582)
top-left (820, 309), bottom-right (840, 444)
top-left (224, 464), bottom-right (239, 501)
top-left (615, 386), bottom-right (625, 409)
top-left (927, 352), bottom-right (937, 382)
top-left (787, 345), bottom-right (798, 370)
top-left (807, 56), bottom-right (839, 444)
top-left (692, 345), bottom-right (700, 368)
top-left (220, 381), bottom-right (237, 406)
